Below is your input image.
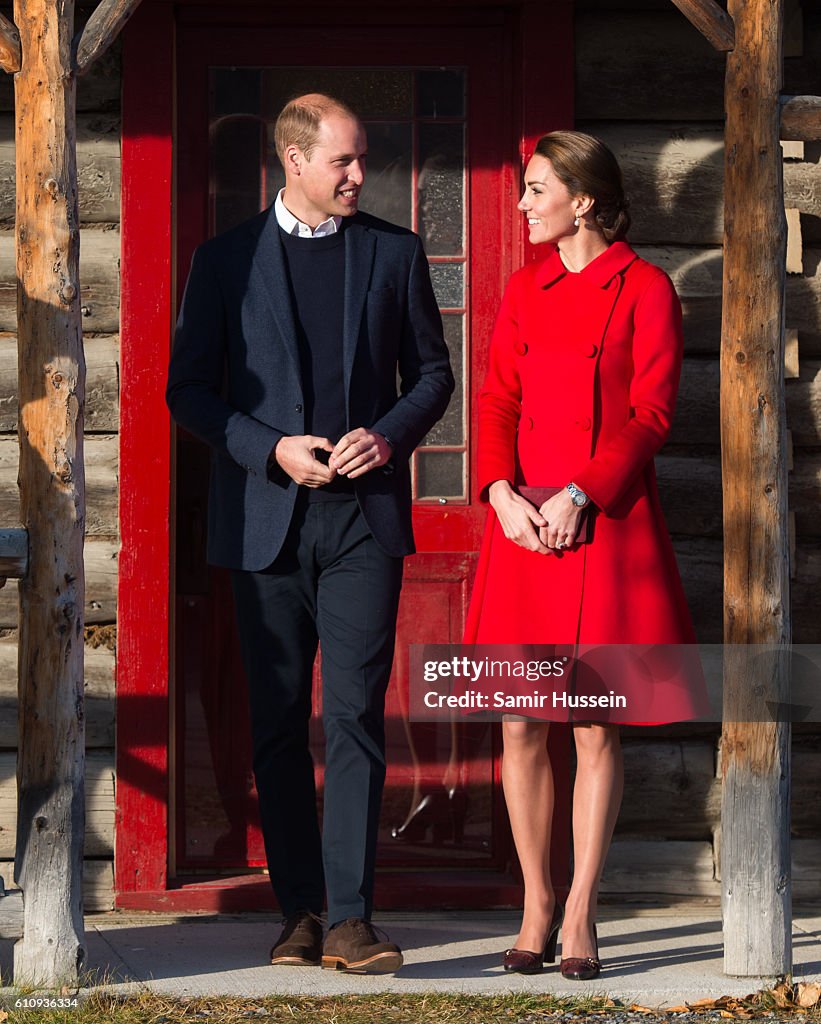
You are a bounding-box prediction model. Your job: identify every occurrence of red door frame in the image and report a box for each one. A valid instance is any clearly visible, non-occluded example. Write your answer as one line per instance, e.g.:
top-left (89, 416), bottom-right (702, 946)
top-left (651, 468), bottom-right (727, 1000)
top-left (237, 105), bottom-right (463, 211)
top-left (117, 0), bottom-right (573, 910)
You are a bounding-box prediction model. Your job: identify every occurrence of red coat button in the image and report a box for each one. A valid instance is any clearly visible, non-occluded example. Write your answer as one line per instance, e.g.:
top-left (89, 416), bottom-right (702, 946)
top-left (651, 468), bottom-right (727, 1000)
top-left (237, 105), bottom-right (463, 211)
top-left (576, 416), bottom-right (592, 431)
top-left (522, 416), bottom-right (534, 431)
top-left (584, 344), bottom-right (598, 358)
top-left (514, 341), bottom-right (528, 356)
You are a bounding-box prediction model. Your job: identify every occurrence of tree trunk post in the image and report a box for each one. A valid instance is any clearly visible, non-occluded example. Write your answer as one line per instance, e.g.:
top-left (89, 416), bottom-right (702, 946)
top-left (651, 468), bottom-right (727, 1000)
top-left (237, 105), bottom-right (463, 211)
top-left (12, 0), bottom-right (86, 988)
top-left (720, 0), bottom-right (792, 977)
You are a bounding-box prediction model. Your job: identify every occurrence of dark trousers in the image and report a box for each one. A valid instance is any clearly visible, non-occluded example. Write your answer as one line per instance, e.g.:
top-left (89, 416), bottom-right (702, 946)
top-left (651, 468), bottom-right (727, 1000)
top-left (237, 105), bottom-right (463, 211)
top-left (231, 497), bottom-right (404, 926)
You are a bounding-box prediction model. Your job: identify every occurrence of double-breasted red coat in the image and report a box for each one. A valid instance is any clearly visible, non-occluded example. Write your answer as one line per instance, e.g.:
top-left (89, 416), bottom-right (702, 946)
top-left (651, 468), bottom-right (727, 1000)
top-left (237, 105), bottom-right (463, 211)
top-left (464, 241), bottom-right (705, 721)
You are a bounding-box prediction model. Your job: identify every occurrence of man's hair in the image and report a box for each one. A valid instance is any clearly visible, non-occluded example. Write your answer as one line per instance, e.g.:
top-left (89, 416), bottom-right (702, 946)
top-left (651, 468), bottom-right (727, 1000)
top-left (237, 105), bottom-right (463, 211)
top-left (274, 93), bottom-right (360, 165)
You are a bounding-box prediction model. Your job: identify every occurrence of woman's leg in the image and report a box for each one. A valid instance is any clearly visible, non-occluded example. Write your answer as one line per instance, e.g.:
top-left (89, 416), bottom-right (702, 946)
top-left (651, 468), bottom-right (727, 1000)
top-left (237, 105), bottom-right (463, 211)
top-left (562, 723), bottom-right (623, 959)
top-left (502, 717), bottom-right (555, 951)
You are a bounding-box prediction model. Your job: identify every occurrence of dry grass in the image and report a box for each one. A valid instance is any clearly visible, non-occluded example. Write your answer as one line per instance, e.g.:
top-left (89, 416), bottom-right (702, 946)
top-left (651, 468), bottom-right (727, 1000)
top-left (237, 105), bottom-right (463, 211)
top-left (2, 989), bottom-right (820, 1024)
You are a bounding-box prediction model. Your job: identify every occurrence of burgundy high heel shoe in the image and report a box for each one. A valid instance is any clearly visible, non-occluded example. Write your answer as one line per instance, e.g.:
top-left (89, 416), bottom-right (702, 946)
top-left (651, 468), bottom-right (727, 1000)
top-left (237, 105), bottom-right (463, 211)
top-left (502, 904), bottom-right (564, 974)
top-left (560, 923), bottom-right (601, 981)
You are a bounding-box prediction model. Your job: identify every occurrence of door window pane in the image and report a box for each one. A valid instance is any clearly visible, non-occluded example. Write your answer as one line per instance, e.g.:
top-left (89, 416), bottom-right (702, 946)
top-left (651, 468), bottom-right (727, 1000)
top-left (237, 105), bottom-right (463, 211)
top-left (418, 123), bottom-right (464, 255)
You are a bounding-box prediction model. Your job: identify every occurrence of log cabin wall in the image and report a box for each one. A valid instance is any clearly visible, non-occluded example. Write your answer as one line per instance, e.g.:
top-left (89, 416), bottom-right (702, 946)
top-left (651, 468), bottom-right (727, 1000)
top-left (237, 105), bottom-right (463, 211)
top-left (0, 0), bottom-right (819, 911)
top-left (575, 0), bottom-right (821, 901)
top-left (0, 21), bottom-right (119, 910)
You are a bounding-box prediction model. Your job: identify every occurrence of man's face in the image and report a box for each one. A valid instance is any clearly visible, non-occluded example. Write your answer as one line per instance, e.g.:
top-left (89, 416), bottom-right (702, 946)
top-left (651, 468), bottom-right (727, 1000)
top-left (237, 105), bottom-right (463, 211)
top-left (288, 113), bottom-right (368, 226)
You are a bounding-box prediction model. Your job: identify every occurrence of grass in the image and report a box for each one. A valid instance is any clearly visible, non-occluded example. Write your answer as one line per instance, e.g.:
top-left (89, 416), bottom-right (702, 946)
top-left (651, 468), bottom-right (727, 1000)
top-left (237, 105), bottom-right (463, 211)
top-left (1, 990), bottom-right (820, 1024)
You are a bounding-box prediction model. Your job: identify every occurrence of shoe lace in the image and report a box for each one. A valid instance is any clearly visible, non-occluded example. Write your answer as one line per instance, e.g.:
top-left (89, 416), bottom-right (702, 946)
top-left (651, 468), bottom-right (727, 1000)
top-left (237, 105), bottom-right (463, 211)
top-left (343, 917), bottom-right (388, 943)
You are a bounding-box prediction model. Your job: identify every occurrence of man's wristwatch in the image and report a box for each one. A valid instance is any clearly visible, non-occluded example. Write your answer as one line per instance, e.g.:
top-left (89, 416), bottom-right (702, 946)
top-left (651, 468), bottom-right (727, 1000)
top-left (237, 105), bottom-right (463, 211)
top-left (566, 481), bottom-right (590, 508)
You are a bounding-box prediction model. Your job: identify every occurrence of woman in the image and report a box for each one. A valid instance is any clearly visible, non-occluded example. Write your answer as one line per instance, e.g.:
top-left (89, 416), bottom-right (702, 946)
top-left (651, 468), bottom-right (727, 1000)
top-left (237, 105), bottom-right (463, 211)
top-left (464, 131), bottom-right (705, 979)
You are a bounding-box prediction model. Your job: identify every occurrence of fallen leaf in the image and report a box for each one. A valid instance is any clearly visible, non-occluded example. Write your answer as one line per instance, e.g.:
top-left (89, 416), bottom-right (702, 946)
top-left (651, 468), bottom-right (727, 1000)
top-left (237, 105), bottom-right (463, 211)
top-left (796, 982), bottom-right (821, 1009)
top-left (665, 1006), bottom-right (690, 1013)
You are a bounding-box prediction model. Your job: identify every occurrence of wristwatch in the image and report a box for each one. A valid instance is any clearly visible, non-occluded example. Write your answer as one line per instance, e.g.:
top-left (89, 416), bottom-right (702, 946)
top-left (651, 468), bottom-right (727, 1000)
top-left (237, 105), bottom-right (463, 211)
top-left (566, 482), bottom-right (590, 508)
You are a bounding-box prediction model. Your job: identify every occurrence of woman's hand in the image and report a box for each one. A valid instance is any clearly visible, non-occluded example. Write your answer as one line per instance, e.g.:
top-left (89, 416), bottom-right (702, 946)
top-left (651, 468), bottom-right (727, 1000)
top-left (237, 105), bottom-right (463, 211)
top-left (488, 480), bottom-right (551, 554)
top-left (535, 489), bottom-right (586, 551)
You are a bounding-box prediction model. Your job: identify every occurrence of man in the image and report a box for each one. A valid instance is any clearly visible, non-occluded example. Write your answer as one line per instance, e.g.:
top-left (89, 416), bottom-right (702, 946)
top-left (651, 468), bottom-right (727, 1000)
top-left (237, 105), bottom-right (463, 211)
top-left (167, 94), bottom-right (453, 973)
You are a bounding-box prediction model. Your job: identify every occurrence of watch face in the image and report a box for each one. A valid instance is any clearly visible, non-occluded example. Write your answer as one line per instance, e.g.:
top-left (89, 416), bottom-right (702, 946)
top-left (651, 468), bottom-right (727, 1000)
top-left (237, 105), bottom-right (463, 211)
top-left (573, 493), bottom-right (586, 506)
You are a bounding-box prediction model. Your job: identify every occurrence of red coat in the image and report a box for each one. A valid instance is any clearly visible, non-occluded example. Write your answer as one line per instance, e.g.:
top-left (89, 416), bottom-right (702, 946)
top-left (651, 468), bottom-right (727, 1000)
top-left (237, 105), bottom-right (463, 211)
top-left (464, 242), bottom-right (705, 720)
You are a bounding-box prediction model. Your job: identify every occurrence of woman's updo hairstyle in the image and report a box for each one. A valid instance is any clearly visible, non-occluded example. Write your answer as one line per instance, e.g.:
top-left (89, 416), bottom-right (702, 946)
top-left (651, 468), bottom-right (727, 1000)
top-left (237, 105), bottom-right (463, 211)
top-left (534, 130), bottom-right (631, 242)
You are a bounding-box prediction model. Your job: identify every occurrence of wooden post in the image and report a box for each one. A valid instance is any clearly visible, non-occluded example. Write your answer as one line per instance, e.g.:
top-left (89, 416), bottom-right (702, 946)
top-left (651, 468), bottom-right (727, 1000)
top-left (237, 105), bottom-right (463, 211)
top-left (12, 0), bottom-right (86, 987)
top-left (720, 0), bottom-right (791, 977)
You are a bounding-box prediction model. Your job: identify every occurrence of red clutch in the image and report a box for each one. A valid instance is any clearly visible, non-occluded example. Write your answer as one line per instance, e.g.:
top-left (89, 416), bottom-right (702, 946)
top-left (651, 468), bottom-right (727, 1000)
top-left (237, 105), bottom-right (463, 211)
top-left (517, 485), bottom-right (594, 544)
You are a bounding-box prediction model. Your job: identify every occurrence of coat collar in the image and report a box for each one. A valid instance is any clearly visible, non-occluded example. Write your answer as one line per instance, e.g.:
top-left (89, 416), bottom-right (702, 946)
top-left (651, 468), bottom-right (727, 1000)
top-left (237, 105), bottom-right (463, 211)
top-left (534, 240), bottom-right (637, 289)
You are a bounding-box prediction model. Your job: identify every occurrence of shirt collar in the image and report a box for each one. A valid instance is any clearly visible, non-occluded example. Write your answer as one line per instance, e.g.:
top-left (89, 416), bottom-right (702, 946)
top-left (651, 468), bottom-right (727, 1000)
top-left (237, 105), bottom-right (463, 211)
top-left (275, 188), bottom-right (342, 238)
top-left (535, 240), bottom-right (637, 289)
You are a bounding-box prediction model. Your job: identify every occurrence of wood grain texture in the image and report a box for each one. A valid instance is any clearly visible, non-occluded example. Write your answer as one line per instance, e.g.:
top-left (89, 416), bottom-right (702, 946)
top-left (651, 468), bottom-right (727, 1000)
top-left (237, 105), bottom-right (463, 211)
top-left (0, 230), bottom-right (120, 333)
top-left (0, 35), bottom-right (120, 114)
top-left (0, 334), bottom-right (119, 432)
top-left (0, 433), bottom-right (118, 535)
top-left (669, 0), bottom-right (735, 51)
top-left (0, 526), bottom-right (26, 577)
top-left (617, 741), bottom-right (718, 839)
top-left (0, 751), bottom-right (113, 858)
top-left (575, 11), bottom-right (725, 121)
top-left (0, 640), bottom-right (115, 747)
top-left (0, 859), bottom-right (113, 921)
top-left (781, 95), bottom-right (821, 141)
top-left (720, 0), bottom-right (791, 976)
top-left (635, 246), bottom-right (821, 356)
top-left (601, 839), bottom-right (718, 896)
top-left (12, 0), bottom-right (87, 985)
top-left (0, 114), bottom-right (121, 226)
top-left (75, 0), bottom-right (143, 75)
top-left (0, 12), bottom-right (21, 74)
top-left (0, 539), bottom-right (117, 628)
top-left (586, 124), bottom-right (820, 247)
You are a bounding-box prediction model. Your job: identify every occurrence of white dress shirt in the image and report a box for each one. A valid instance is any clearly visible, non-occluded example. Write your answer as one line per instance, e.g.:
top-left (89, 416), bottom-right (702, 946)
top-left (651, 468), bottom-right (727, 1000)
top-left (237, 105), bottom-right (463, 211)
top-left (274, 188), bottom-right (342, 238)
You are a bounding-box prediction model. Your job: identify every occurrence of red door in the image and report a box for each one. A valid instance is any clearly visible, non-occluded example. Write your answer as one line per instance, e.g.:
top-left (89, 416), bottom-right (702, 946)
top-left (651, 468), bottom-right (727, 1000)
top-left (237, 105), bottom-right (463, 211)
top-left (117, 1), bottom-right (574, 909)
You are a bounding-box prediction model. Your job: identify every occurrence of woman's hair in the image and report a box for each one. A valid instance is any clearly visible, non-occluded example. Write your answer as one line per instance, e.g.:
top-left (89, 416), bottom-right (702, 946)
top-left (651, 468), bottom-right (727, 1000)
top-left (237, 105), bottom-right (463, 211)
top-left (534, 131), bottom-right (631, 242)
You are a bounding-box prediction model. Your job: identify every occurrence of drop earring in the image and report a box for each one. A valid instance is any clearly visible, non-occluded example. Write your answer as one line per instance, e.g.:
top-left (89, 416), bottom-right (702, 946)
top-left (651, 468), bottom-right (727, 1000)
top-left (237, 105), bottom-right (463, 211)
top-left (574, 214), bottom-right (580, 228)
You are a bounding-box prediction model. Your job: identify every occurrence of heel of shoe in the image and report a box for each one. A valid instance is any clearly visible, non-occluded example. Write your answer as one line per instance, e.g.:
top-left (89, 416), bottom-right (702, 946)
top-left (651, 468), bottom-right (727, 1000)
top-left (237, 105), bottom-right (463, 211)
top-left (543, 903), bottom-right (564, 964)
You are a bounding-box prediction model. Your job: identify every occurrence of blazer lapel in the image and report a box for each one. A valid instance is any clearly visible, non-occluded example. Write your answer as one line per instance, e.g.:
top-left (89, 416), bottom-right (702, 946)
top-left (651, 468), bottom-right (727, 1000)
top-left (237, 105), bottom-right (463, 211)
top-left (248, 206), bottom-right (302, 375)
top-left (343, 220), bottom-right (376, 405)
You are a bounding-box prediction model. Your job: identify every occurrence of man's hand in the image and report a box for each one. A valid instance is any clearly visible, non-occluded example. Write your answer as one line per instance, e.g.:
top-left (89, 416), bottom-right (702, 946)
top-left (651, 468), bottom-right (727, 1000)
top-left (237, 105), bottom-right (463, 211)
top-left (330, 428), bottom-right (392, 479)
top-left (273, 435), bottom-right (337, 487)
top-left (488, 480), bottom-right (551, 555)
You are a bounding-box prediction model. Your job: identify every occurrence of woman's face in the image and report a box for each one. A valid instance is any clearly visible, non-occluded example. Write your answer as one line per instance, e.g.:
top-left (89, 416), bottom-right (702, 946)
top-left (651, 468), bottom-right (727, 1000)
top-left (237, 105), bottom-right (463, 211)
top-left (518, 155), bottom-right (580, 246)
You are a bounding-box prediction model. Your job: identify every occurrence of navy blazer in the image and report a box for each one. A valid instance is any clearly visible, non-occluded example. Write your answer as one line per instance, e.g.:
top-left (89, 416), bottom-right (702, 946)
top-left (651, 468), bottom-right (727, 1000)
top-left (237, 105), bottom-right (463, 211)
top-left (167, 206), bottom-right (454, 569)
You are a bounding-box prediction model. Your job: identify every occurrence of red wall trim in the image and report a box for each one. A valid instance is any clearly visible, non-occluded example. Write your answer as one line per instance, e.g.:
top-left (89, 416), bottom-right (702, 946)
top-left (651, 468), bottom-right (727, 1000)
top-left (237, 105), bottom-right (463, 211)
top-left (116, 1), bottom-right (175, 898)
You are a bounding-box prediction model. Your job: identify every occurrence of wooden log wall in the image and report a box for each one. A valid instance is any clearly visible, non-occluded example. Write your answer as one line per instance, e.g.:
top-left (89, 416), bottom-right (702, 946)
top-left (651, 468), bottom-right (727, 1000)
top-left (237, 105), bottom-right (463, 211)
top-left (1, 7), bottom-right (820, 911)
top-left (0, 39), bottom-right (119, 913)
top-left (576, 1), bottom-right (821, 901)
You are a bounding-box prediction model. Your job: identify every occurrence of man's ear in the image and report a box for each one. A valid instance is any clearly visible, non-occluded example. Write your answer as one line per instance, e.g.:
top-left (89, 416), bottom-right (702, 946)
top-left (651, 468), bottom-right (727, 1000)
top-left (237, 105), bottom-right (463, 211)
top-left (285, 144), bottom-right (303, 176)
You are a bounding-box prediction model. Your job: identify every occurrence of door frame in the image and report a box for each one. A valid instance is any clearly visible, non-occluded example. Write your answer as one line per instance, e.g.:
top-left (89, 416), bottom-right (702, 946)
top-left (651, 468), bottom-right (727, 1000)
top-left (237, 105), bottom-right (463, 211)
top-left (116, 0), bottom-right (573, 910)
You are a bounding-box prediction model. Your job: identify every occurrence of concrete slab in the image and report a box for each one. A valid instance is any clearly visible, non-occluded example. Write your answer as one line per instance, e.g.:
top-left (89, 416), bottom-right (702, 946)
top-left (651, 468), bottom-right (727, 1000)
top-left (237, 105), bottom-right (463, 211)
top-left (2, 906), bottom-right (819, 1007)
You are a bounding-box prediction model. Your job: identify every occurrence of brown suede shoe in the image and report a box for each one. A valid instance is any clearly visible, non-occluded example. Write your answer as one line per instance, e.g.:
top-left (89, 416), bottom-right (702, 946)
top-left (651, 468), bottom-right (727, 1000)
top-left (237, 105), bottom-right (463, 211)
top-left (321, 917), bottom-right (403, 973)
top-left (270, 910), bottom-right (323, 966)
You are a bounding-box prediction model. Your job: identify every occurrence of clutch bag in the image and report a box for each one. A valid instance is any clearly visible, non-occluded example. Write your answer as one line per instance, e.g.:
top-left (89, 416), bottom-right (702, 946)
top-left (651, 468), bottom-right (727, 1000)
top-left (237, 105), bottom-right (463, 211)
top-left (517, 485), bottom-right (594, 544)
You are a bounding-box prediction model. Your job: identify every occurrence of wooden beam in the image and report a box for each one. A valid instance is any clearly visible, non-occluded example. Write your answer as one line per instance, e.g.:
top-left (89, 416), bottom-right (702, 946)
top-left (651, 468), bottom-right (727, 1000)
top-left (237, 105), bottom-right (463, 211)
top-left (12, 0), bottom-right (86, 988)
top-left (781, 95), bottom-right (821, 141)
top-left (669, 0), bottom-right (735, 51)
top-left (0, 527), bottom-right (28, 582)
top-left (720, 0), bottom-right (791, 977)
top-left (74, 0), bottom-right (143, 76)
top-left (0, 13), bottom-right (21, 74)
